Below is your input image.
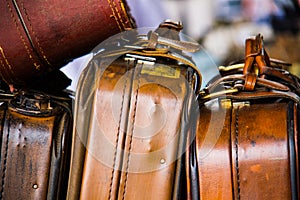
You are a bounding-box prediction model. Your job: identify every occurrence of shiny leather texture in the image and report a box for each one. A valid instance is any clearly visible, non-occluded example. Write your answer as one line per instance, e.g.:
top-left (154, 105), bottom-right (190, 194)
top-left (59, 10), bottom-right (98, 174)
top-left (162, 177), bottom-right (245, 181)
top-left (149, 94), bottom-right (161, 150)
top-left (192, 34), bottom-right (300, 200)
top-left (192, 100), bottom-right (299, 199)
top-left (0, 92), bottom-right (72, 199)
top-left (67, 56), bottom-right (198, 200)
top-left (67, 20), bottom-right (200, 200)
top-left (0, 0), bottom-right (135, 86)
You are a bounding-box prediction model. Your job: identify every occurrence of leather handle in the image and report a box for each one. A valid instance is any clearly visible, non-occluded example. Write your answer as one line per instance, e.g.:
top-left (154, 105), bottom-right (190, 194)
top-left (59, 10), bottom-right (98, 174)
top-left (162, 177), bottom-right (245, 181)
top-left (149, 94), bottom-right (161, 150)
top-left (243, 34), bottom-right (270, 75)
top-left (200, 34), bottom-right (300, 102)
top-left (242, 34), bottom-right (296, 91)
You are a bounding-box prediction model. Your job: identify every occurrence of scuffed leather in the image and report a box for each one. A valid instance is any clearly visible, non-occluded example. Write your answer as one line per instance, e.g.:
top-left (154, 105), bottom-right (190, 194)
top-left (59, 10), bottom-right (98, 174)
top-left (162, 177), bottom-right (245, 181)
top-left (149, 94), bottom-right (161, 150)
top-left (67, 57), bottom-right (198, 200)
top-left (194, 33), bottom-right (300, 200)
top-left (0, 93), bottom-right (72, 200)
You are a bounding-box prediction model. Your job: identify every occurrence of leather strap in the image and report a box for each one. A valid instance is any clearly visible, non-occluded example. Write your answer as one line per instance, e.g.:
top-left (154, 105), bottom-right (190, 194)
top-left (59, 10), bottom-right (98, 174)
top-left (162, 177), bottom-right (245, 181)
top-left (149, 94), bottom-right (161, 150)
top-left (200, 34), bottom-right (300, 102)
top-left (204, 74), bottom-right (290, 93)
top-left (244, 73), bottom-right (257, 91)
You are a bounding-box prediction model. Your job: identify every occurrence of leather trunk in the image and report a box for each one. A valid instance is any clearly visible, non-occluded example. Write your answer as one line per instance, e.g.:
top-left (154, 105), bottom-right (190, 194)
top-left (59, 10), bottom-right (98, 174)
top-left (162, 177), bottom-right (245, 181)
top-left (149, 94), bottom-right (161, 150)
top-left (67, 20), bottom-right (202, 200)
top-left (187, 34), bottom-right (300, 200)
top-left (190, 99), bottom-right (299, 199)
top-left (0, 91), bottom-right (73, 199)
top-left (67, 54), bottom-right (199, 200)
top-left (0, 0), bottom-right (135, 87)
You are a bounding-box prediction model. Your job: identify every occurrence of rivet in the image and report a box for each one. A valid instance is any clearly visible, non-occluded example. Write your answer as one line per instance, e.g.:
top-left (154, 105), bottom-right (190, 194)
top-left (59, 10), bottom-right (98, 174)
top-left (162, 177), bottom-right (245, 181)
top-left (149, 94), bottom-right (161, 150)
top-left (160, 158), bottom-right (166, 164)
top-left (32, 184), bottom-right (38, 189)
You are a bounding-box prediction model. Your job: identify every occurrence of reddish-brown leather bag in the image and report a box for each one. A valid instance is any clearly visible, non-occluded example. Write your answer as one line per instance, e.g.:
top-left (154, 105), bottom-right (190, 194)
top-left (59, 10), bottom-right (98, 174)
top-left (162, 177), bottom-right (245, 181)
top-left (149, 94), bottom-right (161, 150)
top-left (187, 34), bottom-right (300, 200)
top-left (0, 0), bottom-right (135, 87)
top-left (67, 21), bottom-right (201, 200)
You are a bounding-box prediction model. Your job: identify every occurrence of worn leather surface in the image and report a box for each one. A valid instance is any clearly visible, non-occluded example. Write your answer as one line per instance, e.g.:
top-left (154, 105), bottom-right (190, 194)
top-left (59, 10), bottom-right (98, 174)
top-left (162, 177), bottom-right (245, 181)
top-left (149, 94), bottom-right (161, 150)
top-left (67, 57), bottom-right (197, 200)
top-left (194, 34), bottom-right (299, 199)
top-left (194, 101), bottom-right (298, 199)
top-left (0, 96), bottom-right (72, 199)
top-left (0, 0), bottom-right (135, 86)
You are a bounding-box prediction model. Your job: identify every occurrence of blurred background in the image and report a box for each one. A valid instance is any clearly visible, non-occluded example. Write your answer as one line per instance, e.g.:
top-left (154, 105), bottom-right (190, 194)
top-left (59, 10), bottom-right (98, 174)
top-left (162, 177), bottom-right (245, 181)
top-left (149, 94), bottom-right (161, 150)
top-left (61, 0), bottom-right (300, 91)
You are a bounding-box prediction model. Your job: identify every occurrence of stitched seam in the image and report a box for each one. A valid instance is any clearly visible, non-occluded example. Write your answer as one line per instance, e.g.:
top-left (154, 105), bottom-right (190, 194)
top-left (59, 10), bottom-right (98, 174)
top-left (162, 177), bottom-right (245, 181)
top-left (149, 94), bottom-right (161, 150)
top-left (107, 0), bottom-right (123, 31)
top-left (0, 47), bottom-right (14, 84)
top-left (108, 62), bottom-right (130, 200)
top-left (122, 63), bottom-right (142, 200)
top-left (111, 0), bottom-right (126, 29)
top-left (119, 1), bottom-right (132, 28)
top-left (18, 0), bottom-right (52, 66)
top-left (6, 0), bottom-right (40, 71)
top-left (0, 116), bottom-right (10, 199)
top-left (235, 107), bottom-right (241, 200)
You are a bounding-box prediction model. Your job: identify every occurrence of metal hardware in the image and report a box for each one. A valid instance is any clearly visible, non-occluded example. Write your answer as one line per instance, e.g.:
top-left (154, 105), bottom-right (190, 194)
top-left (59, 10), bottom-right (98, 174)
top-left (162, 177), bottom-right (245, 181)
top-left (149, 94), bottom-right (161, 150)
top-left (219, 63), bottom-right (244, 72)
top-left (232, 101), bottom-right (250, 108)
top-left (125, 54), bottom-right (156, 66)
top-left (9, 91), bottom-right (54, 115)
top-left (160, 158), bottom-right (166, 164)
top-left (32, 184), bottom-right (38, 189)
top-left (125, 54), bottom-right (156, 62)
top-left (158, 19), bottom-right (183, 31)
top-left (200, 88), bottom-right (239, 100)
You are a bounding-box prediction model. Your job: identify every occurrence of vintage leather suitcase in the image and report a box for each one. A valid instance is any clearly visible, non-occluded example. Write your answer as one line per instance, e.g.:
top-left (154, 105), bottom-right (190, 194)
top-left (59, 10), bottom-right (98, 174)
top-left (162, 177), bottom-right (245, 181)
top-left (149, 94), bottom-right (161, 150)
top-left (0, 0), bottom-right (135, 87)
top-left (67, 21), bottom-right (201, 200)
top-left (187, 34), bottom-right (300, 199)
top-left (0, 90), bottom-right (73, 199)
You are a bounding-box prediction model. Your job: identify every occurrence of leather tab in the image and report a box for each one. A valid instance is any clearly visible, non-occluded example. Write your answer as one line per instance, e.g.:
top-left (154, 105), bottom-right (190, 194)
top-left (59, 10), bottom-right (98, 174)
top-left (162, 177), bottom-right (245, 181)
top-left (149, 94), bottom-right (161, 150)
top-left (243, 38), bottom-right (257, 75)
top-left (244, 73), bottom-right (257, 91)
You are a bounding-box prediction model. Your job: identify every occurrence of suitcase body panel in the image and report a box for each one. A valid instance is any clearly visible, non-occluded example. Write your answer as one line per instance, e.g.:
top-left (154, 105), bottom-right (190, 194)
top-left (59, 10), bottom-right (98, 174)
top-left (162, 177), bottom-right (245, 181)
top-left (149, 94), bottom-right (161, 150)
top-left (231, 102), bottom-right (292, 199)
top-left (0, 109), bottom-right (54, 199)
top-left (196, 101), bottom-right (295, 199)
top-left (68, 53), bottom-right (198, 199)
top-left (0, 93), bottom-right (72, 199)
top-left (196, 105), bottom-right (233, 199)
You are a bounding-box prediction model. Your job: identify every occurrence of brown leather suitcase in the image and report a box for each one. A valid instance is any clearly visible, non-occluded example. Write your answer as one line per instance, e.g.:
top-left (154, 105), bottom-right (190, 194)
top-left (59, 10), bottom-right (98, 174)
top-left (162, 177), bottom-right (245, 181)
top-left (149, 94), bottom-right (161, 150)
top-left (0, 0), bottom-right (135, 87)
top-left (0, 90), bottom-right (72, 199)
top-left (187, 34), bottom-right (300, 199)
top-left (67, 21), bottom-right (201, 200)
